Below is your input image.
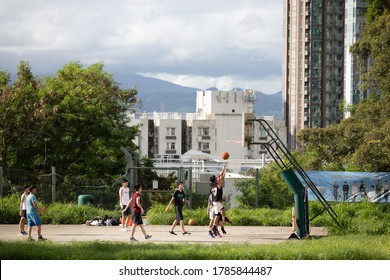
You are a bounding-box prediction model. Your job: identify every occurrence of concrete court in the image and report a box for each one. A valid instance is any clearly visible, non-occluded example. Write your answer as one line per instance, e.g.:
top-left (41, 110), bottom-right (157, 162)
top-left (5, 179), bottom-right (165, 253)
top-left (0, 224), bottom-right (327, 244)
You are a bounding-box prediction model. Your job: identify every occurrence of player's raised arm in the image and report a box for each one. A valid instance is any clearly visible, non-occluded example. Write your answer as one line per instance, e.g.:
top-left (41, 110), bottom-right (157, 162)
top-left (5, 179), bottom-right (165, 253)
top-left (217, 161), bottom-right (227, 186)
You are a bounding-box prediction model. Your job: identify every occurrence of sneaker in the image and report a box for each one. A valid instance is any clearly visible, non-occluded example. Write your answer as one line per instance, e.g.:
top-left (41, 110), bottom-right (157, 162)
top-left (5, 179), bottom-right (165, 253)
top-left (215, 230), bottom-right (222, 238)
top-left (38, 236), bottom-right (47, 241)
top-left (121, 228), bottom-right (128, 231)
top-left (221, 227), bottom-right (227, 234)
top-left (130, 237), bottom-right (138, 242)
top-left (145, 235), bottom-right (152, 240)
top-left (182, 231), bottom-right (191, 236)
top-left (18, 232), bottom-right (24, 236)
top-left (27, 236), bottom-right (34, 241)
top-left (208, 231), bottom-right (215, 238)
top-left (22, 231), bottom-right (28, 235)
top-left (212, 226), bottom-right (218, 235)
top-left (224, 217), bottom-right (232, 224)
top-left (169, 230), bottom-right (177, 235)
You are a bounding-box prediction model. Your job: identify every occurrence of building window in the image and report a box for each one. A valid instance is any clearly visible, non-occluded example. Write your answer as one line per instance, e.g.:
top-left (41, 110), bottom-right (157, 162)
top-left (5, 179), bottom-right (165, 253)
top-left (199, 127), bottom-right (209, 136)
top-left (260, 129), bottom-right (268, 138)
top-left (167, 127), bottom-right (175, 136)
top-left (167, 142), bottom-right (175, 150)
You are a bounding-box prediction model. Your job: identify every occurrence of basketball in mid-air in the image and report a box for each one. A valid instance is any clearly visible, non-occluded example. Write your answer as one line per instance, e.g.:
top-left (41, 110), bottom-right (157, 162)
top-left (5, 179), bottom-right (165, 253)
top-left (221, 151), bottom-right (229, 160)
top-left (188, 218), bottom-right (196, 226)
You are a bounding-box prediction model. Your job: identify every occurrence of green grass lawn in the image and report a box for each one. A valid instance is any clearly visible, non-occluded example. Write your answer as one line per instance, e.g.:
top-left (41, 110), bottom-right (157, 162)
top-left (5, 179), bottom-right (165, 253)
top-left (1, 234), bottom-right (389, 260)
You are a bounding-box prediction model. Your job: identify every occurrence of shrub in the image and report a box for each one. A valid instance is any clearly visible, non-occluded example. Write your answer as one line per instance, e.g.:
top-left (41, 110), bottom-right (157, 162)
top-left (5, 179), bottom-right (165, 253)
top-left (0, 194), bottom-right (21, 224)
top-left (0, 194), bottom-right (118, 224)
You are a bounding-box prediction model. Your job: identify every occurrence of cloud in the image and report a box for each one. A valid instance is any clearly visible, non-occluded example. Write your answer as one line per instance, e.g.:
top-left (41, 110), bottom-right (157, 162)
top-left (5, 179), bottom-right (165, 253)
top-left (0, 0), bottom-right (283, 93)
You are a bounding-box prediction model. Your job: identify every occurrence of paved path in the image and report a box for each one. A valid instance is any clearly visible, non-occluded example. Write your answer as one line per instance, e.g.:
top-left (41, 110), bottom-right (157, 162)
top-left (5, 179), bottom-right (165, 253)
top-left (0, 224), bottom-right (327, 244)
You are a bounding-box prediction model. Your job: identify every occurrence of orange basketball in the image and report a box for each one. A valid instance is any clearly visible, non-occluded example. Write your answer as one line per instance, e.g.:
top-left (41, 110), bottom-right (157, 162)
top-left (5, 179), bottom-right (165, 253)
top-left (188, 218), bottom-right (196, 226)
top-left (221, 151), bottom-right (229, 160)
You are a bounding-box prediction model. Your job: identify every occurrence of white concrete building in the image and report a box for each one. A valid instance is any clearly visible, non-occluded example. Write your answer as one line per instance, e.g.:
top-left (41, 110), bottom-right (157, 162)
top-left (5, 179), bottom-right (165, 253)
top-left (129, 89), bottom-right (287, 173)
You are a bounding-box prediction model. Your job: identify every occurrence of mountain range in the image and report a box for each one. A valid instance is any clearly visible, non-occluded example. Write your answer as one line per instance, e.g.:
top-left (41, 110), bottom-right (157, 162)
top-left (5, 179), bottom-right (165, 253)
top-left (114, 73), bottom-right (283, 119)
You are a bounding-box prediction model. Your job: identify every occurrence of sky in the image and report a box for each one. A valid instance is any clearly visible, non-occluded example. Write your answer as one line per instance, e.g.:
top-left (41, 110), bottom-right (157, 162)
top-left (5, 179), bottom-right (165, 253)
top-left (0, 0), bottom-right (284, 94)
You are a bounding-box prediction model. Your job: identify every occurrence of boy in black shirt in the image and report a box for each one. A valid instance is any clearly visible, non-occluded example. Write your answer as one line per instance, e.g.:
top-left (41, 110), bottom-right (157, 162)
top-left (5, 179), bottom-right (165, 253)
top-left (166, 181), bottom-right (191, 236)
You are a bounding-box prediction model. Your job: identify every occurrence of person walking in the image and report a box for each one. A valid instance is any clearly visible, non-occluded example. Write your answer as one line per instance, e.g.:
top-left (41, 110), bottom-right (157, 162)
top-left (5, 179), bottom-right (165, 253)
top-left (126, 184), bottom-right (152, 242)
top-left (166, 181), bottom-right (191, 236)
top-left (18, 185), bottom-right (30, 236)
top-left (119, 178), bottom-right (131, 231)
top-left (26, 186), bottom-right (46, 241)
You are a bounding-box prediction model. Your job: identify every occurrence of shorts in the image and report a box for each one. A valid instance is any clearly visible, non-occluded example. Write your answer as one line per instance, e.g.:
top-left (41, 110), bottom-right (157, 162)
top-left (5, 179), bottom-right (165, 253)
top-left (175, 205), bottom-right (184, 221)
top-left (209, 208), bottom-right (215, 220)
top-left (27, 213), bottom-right (42, 226)
top-left (20, 210), bottom-right (27, 218)
top-left (132, 212), bottom-right (143, 225)
top-left (213, 202), bottom-right (223, 215)
top-left (121, 205), bottom-right (131, 216)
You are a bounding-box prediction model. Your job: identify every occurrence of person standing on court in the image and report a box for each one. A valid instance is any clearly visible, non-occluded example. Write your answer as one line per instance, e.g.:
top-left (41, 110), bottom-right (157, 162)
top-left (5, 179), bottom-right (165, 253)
top-left (18, 185), bottom-right (30, 236)
top-left (119, 178), bottom-right (131, 231)
top-left (26, 185), bottom-right (46, 241)
top-left (166, 181), bottom-right (191, 236)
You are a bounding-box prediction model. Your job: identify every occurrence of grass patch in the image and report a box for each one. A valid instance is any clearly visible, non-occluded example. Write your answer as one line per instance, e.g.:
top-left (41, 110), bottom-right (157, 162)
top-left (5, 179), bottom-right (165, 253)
top-left (1, 234), bottom-right (389, 260)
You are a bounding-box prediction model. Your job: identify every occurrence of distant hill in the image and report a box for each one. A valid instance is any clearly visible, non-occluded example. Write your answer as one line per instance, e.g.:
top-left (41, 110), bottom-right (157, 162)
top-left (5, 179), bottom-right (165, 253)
top-left (115, 73), bottom-right (283, 118)
top-left (255, 91), bottom-right (283, 120)
top-left (114, 73), bottom-right (198, 112)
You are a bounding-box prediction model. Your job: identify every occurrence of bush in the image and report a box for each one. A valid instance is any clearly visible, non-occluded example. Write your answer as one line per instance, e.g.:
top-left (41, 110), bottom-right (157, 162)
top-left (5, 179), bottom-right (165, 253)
top-left (0, 194), bottom-right (21, 224)
top-left (42, 203), bottom-right (118, 224)
top-left (309, 201), bottom-right (390, 235)
top-left (0, 194), bottom-right (118, 224)
top-left (146, 203), bottom-right (292, 226)
top-left (146, 204), bottom-right (210, 226)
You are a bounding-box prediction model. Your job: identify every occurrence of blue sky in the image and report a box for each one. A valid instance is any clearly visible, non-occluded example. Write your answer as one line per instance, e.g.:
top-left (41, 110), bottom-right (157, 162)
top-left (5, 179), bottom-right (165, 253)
top-left (0, 0), bottom-right (283, 93)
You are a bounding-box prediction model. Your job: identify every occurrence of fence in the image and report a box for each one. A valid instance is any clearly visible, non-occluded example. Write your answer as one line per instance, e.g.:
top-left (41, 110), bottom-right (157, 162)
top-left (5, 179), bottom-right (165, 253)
top-left (0, 166), bottom-right (122, 210)
top-left (0, 166), bottom-right (203, 211)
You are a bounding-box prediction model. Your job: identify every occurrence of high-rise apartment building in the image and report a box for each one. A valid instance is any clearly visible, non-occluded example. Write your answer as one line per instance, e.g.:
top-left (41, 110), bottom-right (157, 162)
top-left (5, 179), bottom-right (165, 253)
top-left (283, 0), bottom-right (367, 149)
top-left (344, 0), bottom-right (369, 118)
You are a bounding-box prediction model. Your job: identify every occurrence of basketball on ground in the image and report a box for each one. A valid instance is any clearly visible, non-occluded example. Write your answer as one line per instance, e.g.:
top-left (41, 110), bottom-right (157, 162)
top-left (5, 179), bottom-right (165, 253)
top-left (221, 151), bottom-right (229, 160)
top-left (188, 218), bottom-right (196, 226)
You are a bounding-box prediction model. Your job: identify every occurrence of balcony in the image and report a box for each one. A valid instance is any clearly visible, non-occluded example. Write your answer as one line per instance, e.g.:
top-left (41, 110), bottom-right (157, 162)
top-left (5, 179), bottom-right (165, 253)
top-left (165, 150), bottom-right (177, 154)
top-left (166, 135), bottom-right (176, 140)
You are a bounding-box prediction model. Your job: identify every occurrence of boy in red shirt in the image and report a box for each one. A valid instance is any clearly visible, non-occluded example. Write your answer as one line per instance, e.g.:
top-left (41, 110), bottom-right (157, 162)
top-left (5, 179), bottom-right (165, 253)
top-left (123, 184), bottom-right (152, 241)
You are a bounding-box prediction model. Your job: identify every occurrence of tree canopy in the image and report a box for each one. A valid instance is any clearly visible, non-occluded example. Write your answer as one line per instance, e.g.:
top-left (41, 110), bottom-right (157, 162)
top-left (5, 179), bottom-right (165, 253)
top-left (0, 61), bottom-right (140, 180)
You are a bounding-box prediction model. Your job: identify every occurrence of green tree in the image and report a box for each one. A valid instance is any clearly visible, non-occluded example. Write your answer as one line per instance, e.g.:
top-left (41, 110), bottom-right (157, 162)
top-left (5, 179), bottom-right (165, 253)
top-left (0, 62), bottom-right (42, 175)
top-left (37, 62), bottom-right (140, 179)
top-left (350, 9), bottom-right (390, 96)
top-left (0, 61), bottom-right (140, 181)
top-left (235, 163), bottom-right (294, 209)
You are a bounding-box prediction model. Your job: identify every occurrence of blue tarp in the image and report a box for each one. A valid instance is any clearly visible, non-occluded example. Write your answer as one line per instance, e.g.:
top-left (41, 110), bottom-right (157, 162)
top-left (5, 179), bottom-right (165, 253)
top-left (297, 171), bottom-right (390, 203)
